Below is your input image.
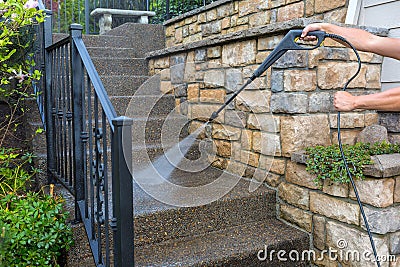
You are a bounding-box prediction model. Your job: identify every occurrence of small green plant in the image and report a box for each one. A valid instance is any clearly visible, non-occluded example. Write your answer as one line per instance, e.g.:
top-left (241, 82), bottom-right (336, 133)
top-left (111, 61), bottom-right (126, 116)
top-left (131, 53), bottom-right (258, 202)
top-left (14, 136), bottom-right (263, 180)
top-left (0, 148), bottom-right (38, 197)
top-left (0, 193), bottom-right (73, 267)
top-left (305, 141), bottom-right (400, 186)
top-left (0, 0), bottom-right (44, 147)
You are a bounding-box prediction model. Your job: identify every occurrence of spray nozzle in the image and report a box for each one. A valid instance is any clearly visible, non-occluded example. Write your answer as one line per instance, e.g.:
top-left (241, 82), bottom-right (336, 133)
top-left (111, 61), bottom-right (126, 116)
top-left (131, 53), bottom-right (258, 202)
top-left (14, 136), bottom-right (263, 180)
top-left (207, 29), bottom-right (326, 123)
top-left (252, 29), bottom-right (325, 79)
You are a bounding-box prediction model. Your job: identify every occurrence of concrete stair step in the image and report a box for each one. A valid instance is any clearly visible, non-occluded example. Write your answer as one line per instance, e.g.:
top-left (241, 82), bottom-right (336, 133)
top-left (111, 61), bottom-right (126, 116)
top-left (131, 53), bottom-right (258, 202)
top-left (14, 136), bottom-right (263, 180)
top-left (82, 35), bottom-right (136, 49)
top-left (132, 115), bottom-right (189, 144)
top-left (104, 23), bottom-right (165, 56)
top-left (92, 57), bottom-right (148, 76)
top-left (120, 94), bottom-right (176, 117)
top-left (87, 46), bottom-right (140, 58)
top-left (134, 219), bottom-right (309, 266)
top-left (100, 75), bottom-right (160, 96)
top-left (133, 173), bottom-right (278, 247)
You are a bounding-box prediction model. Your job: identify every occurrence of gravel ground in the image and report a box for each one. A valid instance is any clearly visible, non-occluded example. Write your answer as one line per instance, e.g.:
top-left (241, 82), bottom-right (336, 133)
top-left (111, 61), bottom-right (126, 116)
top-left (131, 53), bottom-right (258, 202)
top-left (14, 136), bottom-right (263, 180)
top-left (54, 185), bottom-right (96, 267)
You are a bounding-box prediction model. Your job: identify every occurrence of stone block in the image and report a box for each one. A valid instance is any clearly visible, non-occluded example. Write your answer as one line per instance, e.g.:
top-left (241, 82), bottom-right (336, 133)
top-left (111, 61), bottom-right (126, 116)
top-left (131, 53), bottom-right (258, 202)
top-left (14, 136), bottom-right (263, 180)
top-left (313, 215), bottom-right (326, 250)
top-left (171, 65), bottom-right (185, 84)
top-left (274, 50), bottom-right (307, 68)
top-left (212, 124), bottom-right (241, 141)
top-left (315, 0), bottom-right (346, 13)
top-left (349, 178), bottom-right (395, 208)
top-left (281, 115), bottom-right (331, 157)
top-left (277, 2), bottom-right (304, 22)
top-left (225, 69), bottom-right (243, 92)
top-left (305, 0), bottom-right (315, 16)
top-left (253, 132), bottom-right (281, 156)
top-left (326, 220), bottom-right (389, 267)
top-left (331, 129), bottom-right (360, 145)
top-left (308, 92), bottom-right (332, 113)
top-left (379, 113), bottom-right (400, 133)
top-left (329, 113), bottom-right (365, 129)
top-left (283, 69), bottom-right (317, 92)
top-left (207, 46), bottom-right (221, 59)
top-left (187, 83), bottom-right (199, 102)
top-left (270, 93), bottom-right (308, 114)
top-left (195, 49), bottom-right (206, 62)
top-left (365, 112), bottom-right (378, 126)
top-left (395, 177), bottom-right (400, 203)
top-left (271, 70), bottom-right (284, 93)
top-left (322, 180), bottom-right (349, 198)
top-left (310, 191), bottom-right (360, 225)
top-left (238, 0), bottom-right (260, 17)
top-left (257, 171), bottom-right (282, 187)
top-left (363, 205), bottom-right (400, 234)
top-left (216, 3), bottom-right (233, 19)
top-left (280, 204), bottom-right (312, 232)
top-left (201, 20), bottom-right (222, 37)
top-left (206, 9), bottom-right (217, 21)
top-left (224, 110), bottom-right (247, 128)
top-left (200, 89), bottom-right (226, 103)
top-left (286, 160), bottom-right (319, 189)
top-left (259, 155), bottom-right (286, 175)
top-left (214, 139), bottom-right (231, 158)
top-left (366, 64), bottom-right (381, 89)
top-left (249, 11), bottom-right (270, 27)
top-left (174, 84), bottom-right (187, 97)
top-left (240, 150), bottom-right (259, 167)
top-left (235, 90), bottom-right (271, 113)
top-left (318, 62), bottom-right (367, 89)
top-left (390, 232), bottom-right (400, 255)
top-left (247, 114), bottom-right (280, 132)
top-left (258, 35), bottom-right (284, 51)
top-left (357, 125), bottom-right (388, 144)
top-left (204, 69), bottom-right (225, 88)
top-left (377, 154), bottom-right (400, 178)
top-left (222, 40), bottom-right (257, 67)
top-left (241, 129), bottom-right (253, 150)
top-left (160, 81), bottom-right (173, 94)
top-left (278, 182), bottom-right (310, 210)
top-left (154, 57), bottom-right (170, 69)
top-left (190, 104), bottom-right (224, 122)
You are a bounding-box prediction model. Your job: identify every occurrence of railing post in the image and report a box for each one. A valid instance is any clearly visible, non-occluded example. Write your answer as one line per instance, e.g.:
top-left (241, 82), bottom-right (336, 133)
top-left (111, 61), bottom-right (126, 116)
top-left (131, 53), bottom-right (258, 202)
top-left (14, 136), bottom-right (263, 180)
top-left (70, 23), bottom-right (85, 222)
top-left (112, 116), bottom-right (134, 267)
top-left (43, 10), bottom-right (56, 185)
top-left (165, 0), bottom-right (171, 20)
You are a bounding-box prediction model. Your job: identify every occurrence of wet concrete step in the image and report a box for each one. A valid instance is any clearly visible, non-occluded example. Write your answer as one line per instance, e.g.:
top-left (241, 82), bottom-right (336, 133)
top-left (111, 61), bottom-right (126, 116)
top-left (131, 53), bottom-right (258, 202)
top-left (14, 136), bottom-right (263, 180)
top-left (133, 171), bottom-right (277, 247)
top-left (91, 57), bottom-right (148, 76)
top-left (82, 35), bottom-right (137, 49)
top-left (134, 218), bottom-right (309, 266)
top-left (120, 94), bottom-right (176, 117)
top-left (132, 115), bottom-right (189, 145)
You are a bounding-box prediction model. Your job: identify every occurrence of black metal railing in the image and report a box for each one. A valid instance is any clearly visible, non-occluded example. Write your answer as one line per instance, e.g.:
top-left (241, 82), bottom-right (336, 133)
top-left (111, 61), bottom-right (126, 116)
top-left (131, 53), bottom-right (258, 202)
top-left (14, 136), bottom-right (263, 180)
top-left (34, 5), bottom-right (134, 267)
top-left (41, 0), bottom-right (216, 33)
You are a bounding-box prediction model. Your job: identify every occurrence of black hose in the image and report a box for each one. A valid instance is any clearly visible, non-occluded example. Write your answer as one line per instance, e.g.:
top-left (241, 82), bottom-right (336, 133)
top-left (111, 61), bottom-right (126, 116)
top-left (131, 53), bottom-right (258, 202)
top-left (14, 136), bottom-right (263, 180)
top-left (325, 33), bottom-right (381, 267)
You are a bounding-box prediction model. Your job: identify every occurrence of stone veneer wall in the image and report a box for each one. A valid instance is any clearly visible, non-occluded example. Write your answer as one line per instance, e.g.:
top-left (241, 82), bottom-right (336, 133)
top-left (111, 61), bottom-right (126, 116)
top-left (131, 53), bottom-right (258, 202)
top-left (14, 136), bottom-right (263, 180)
top-left (290, 151), bottom-right (400, 267)
top-left (146, 1), bottom-right (398, 266)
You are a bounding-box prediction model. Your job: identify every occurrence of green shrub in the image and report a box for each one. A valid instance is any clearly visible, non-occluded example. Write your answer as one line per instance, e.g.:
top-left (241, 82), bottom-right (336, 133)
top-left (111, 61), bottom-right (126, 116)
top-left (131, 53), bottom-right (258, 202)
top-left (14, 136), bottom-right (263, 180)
top-left (0, 0), bottom-right (44, 147)
top-left (0, 148), bottom-right (38, 196)
top-left (0, 193), bottom-right (73, 267)
top-left (305, 141), bottom-right (400, 186)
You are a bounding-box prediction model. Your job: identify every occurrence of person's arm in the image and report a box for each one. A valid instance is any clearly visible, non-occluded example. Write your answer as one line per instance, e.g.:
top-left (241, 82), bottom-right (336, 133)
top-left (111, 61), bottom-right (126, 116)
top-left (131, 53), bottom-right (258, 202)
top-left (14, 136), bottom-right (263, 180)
top-left (301, 23), bottom-right (400, 60)
top-left (334, 87), bottom-right (400, 112)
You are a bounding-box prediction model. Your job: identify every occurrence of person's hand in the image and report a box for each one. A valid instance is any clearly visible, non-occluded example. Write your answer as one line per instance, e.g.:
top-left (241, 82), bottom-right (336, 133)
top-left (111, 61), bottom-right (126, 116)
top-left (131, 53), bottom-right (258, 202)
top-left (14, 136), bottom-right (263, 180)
top-left (334, 91), bottom-right (356, 111)
top-left (300, 23), bottom-right (324, 41)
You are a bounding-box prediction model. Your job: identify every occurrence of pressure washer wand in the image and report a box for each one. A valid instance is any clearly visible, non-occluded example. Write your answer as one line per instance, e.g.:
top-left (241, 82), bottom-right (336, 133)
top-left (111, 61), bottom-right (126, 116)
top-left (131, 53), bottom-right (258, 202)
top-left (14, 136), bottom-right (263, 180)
top-left (208, 29), bottom-right (326, 122)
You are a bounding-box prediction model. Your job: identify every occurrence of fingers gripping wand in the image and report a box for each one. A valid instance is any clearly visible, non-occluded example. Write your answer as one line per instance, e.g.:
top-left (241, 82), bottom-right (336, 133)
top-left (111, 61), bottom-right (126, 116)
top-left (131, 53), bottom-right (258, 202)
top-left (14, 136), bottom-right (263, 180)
top-left (208, 29), bottom-right (326, 122)
top-left (207, 29), bottom-right (382, 267)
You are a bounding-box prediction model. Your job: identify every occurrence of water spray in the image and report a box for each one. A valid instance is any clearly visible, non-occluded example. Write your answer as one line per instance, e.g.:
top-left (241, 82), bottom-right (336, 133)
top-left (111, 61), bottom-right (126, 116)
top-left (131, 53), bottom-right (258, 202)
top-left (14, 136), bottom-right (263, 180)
top-left (208, 29), bottom-right (381, 267)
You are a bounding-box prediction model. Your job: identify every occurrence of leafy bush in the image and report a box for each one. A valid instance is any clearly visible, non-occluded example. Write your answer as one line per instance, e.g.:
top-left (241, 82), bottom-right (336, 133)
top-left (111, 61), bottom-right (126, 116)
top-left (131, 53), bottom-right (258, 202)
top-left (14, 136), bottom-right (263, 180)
top-left (0, 193), bottom-right (73, 267)
top-left (305, 141), bottom-right (400, 186)
top-left (0, 0), bottom-right (44, 147)
top-left (0, 148), bottom-right (73, 266)
top-left (0, 148), bottom-right (38, 196)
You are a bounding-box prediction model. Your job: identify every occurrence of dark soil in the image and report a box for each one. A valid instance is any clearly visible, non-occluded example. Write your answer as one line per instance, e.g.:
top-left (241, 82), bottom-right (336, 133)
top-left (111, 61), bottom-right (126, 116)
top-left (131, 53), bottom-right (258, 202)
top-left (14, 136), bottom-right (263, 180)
top-left (0, 101), bottom-right (29, 151)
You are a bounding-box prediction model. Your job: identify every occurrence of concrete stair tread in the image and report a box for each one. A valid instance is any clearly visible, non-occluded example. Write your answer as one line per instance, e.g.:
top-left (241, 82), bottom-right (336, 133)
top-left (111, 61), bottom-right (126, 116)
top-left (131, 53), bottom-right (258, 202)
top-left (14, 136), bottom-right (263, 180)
top-left (133, 167), bottom-right (274, 216)
top-left (134, 219), bottom-right (309, 267)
